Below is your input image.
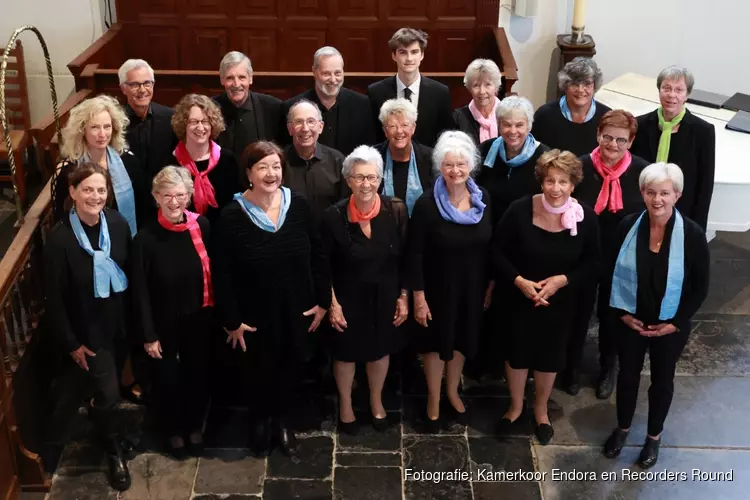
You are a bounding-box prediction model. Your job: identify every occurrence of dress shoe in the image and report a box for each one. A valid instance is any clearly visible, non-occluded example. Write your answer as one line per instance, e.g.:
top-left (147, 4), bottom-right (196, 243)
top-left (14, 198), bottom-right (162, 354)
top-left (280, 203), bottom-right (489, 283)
top-left (563, 369), bottom-right (581, 396)
top-left (105, 437), bottom-right (131, 491)
top-left (119, 436), bottom-right (137, 461)
top-left (338, 419), bottom-right (359, 436)
top-left (446, 401), bottom-right (469, 426)
top-left (249, 418), bottom-right (272, 457)
top-left (166, 437), bottom-right (189, 461)
top-left (276, 425), bottom-right (299, 456)
top-left (372, 415), bottom-right (389, 432)
top-left (603, 428), bottom-right (629, 458)
top-left (596, 366), bottom-right (617, 400)
top-left (425, 414), bottom-right (441, 434)
top-left (535, 423), bottom-right (554, 445)
top-left (638, 437), bottom-right (660, 469)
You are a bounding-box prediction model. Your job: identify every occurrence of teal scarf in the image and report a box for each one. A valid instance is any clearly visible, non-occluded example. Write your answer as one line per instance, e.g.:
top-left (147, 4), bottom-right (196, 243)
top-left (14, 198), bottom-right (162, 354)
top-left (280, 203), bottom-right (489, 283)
top-left (383, 146), bottom-right (423, 216)
top-left (234, 187), bottom-right (292, 233)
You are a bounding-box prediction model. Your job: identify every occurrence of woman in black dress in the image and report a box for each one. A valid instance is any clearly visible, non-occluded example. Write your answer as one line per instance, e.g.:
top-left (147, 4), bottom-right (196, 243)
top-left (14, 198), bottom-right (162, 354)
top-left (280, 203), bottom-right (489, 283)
top-left (215, 141), bottom-right (330, 457)
top-left (630, 66), bottom-right (716, 231)
top-left (44, 162), bottom-right (133, 491)
top-left (493, 150), bottom-right (600, 445)
top-left (132, 166), bottom-right (213, 458)
top-left (170, 94), bottom-right (240, 229)
top-left (453, 58), bottom-right (504, 146)
top-left (603, 162), bottom-right (710, 468)
top-left (567, 110), bottom-right (649, 399)
top-left (409, 130), bottom-right (494, 431)
top-left (322, 145), bottom-right (408, 434)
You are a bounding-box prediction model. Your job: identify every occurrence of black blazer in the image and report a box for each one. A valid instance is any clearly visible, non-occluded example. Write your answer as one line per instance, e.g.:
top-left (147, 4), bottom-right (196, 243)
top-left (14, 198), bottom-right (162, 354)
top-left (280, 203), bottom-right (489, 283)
top-left (213, 91), bottom-right (283, 156)
top-left (367, 75), bottom-right (454, 148)
top-left (630, 108), bottom-right (716, 231)
top-left (452, 105), bottom-right (481, 146)
top-left (374, 140), bottom-right (435, 195)
top-left (280, 87), bottom-right (376, 155)
top-left (125, 102), bottom-right (178, 182)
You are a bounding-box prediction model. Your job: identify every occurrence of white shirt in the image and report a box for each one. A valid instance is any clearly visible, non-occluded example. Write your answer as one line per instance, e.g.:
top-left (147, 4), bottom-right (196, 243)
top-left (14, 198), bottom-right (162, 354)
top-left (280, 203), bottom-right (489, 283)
top-left (396, 74), bottom-right (421, 109)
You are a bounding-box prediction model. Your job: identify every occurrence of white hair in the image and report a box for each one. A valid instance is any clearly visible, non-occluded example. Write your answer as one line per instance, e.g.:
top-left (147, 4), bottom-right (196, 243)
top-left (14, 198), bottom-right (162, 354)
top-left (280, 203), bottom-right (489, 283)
top-left (378, 98), bottom-right (418, 125)
top-left (496, 95), bottom-right (534, 128)
top-left (342, 145), bottom-right (384, 178)
top-left (118, 59), bottom-right (154, 85)
top-left (313, 46), bottom-right (343, 69)
top-left (657, 66), bottom-right (695, 95)
top-left (220, 51), bottom-right (253, 79)
top-left (463, 58), bottom-right (502, 90)
top-left (152, 166), bottom-right (194, 197)
top-left (557, 57), bottom-right (603, 92)
top-left (639, 162), bottom-right (684, 193)
top-left (287, 99), bottom-right (323, 122)
top-left (432, 130), bottom-right (480, 176)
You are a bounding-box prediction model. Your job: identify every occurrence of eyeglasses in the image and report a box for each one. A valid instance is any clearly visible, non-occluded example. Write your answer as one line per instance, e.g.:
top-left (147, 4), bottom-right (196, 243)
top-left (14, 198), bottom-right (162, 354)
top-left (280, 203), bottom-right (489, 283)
top-left (385, 122), bottom-right (413, 133)
top-left (124, 80), bottom-right (154, 90)
top-left (187, 119), bottom-right (211, 128)
top-left (289, 118), bottom-right (319, 129)
top-left (600, 134), bottom-right (628, 147)
top-left (161, 193), bottom-right (189, 202)
top-left (659, 85), bottom-right (687, 96)
top-left (569, 80), bottom-right (594, 90)
top-left (443, 162), bottom-right (469, 171)
top-left (349, 174), bottom-right (380, 184)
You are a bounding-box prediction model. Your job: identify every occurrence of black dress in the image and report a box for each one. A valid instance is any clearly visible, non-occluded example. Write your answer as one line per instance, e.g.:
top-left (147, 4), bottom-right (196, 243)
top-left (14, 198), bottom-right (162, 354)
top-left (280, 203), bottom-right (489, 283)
top-left (493, 196), bottom-right (600, 372)
top-left (321, 196), bottom-right (408, 362)
top-left (131, 216), bottom-right (213, 435)
top-left (408, 188), bottom-right (493, 361)
top-left (531, 100), bottom-right (612, 156)
top-left (214, 191), bottom-right (331, 419)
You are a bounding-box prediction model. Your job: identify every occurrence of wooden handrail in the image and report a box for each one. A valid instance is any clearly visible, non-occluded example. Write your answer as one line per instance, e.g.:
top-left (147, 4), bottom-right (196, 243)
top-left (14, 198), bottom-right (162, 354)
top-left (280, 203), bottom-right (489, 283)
top-left (494, 27), bottom-right (518, 93)
top-left (67, 23), bottom-right (122, 77)
top-left (92, 68), bottom-right (470, 78)
top-left (29, 89), bottom-right (91, 145)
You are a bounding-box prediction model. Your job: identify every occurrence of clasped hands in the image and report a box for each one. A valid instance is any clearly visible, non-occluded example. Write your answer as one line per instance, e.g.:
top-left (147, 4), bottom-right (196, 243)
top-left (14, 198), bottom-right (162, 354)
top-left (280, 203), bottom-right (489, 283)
top-left (621, 314), bottom-right (678, 337)
top-left (514, 274), bottom-right (568, 307)
top-left (222, 305), bottom-right (328, 352)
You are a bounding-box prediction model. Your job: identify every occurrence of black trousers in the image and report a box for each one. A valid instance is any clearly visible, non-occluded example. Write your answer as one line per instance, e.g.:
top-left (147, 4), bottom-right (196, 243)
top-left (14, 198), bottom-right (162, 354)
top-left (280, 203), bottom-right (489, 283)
top-left (151, 310), bottom-right (211, 437)
top-left (615, 321), bottom-right (690, 436)
top-left (566, 277), bottom-right (618, 373)
top-left (86, 347), bottom-right (124, 439)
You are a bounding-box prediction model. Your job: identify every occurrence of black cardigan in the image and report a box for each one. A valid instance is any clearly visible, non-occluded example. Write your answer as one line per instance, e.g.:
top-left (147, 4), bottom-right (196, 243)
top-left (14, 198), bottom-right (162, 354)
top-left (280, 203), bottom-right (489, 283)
top-left (452, 106), bottom-right (481, 147)
top-left (531, 99), bottom-right (612, 156)
top-left (609, 210), bottom-right (710, 330)
top-left (630, 109), bottom-right (716, 231)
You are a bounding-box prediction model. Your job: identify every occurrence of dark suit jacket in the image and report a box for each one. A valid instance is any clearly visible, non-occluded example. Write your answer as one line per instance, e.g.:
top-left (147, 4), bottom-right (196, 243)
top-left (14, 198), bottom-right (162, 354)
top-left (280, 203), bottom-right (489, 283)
top-left (213, 91), bottom-right (283, 157)
top-left (280, 87), bottom-right (376, 155)
top-left (125, 102), bottom-right (177, 182)
top-left (367, 75), bottom-right (454, 148)
top-left (452, 105), bottom-right (481, 146)
top-left (630, 108), bottom-right (716, 230)
top-left (374, 141), bottom-right (435, 195)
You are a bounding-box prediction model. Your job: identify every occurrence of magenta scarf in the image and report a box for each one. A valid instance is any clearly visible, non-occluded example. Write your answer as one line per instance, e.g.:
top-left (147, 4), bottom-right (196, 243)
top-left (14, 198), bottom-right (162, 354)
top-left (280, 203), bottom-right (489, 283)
top-left (541, 195), bottom-right (584, 236)
top-left (173, 141), bottom-right (221, 215)
top-left (469, 97), bottom-right (500, 143)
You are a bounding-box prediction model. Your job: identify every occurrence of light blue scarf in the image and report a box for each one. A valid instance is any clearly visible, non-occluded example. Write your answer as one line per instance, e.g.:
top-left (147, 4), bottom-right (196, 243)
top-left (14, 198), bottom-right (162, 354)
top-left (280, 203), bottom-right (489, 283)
top-left (483, 134), bottom-right (540, 174)
top-left (433, 177), bottom-right (486, 225)
top-left (610, 210), bottom-right (685, 320)
top-left (559, 95), bottom-right (597, 123)
top-left (82, 146), bottom-right (137, 236)
top-left (234, 187), bottom-right (292, 233)
top-left (69, 208), bottom-right (128, 299)
top-left (383, 146), bottom-right (423, 216)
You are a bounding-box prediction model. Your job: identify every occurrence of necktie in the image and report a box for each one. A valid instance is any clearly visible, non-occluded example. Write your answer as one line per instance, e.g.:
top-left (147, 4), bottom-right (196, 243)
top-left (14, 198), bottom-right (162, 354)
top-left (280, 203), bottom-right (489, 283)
top-left (403, 87), bottom-right (413, 102)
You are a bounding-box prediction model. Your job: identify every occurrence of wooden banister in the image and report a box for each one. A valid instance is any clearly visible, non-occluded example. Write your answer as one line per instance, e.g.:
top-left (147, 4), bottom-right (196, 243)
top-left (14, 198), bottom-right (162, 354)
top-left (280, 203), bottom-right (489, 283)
top-left (67, 23), bottom-right (123, 79)
top-left (494, 27), bottom-right (518, 95)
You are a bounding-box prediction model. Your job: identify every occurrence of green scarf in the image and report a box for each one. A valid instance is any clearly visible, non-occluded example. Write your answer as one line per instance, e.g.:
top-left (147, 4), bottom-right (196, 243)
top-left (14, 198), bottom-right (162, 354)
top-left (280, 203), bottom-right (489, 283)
top-left (656, 106), bottom-right (686, 162)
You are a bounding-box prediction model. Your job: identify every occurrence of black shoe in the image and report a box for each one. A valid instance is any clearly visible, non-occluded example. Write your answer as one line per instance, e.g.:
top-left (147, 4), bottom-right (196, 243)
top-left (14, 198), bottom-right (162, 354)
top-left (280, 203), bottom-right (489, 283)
top-left (446, 401), bottom-right (469, 426)
top-left (596, 366), bottom-right (617, 400)
top-left (603, 428), bottom-right (629, 458)
top-left (276, 425), bottom-right (299, 457)
top-left (166, 438), bottom-right (189, 461)
top-left (563, 369), bottom-right (581, 396)
top-left (338, 419), bottom-right (359, 436)
top-left (535, 423), bottom-right (554, 445)
top-left (119, 436), bottom-right (137, 461)
top-left (105, 437), bottom-right (131, 491)
top-left (425, 414), bottom-right (441, 434)
top-left (638, 437), bottom-right (660, 469)
top-left (249, 418), bottom-right (272, 457)
top-left (187, 433), bottom-right (205, 457)
top-left (372, 415), bottom-right (389, 432)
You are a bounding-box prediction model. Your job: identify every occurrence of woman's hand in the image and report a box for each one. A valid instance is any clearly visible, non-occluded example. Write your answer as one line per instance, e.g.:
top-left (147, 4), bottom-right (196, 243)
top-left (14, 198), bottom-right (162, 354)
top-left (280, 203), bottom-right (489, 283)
top-left (70, 345), bottom-right (96, 371)
top-left (484, 281), bottom-right (495, 310)
top-left (224, 323), bottom-right (257, 351)
top-left (514, 276), bottom-right (542, 301)
top-left (643, 323), bottom-right (678, 337)
top-left (393, 293), bottom-right (409, 326)
top-left (534, 275), bottom-right (568, 306)
top-left (144, 340), bottom-right (162, 359)
top-left (414, 291), bottom-right (432, 327)
top-left (304, 305), bottom-right (328, 332)
top-left (621, 314), bottom-right (645, 334)
top-left (329, 301), bottom-right (348, 332)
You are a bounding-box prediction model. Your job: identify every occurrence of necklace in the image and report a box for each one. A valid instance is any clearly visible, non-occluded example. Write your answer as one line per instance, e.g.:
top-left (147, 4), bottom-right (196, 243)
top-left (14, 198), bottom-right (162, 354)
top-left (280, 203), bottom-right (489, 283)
top-left (450, 193), bottom-right (467, 208)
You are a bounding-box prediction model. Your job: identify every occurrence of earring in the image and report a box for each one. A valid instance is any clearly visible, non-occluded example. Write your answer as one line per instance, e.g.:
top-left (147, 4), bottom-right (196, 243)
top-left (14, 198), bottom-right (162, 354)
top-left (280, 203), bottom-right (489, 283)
top-left (248, 181), bottom-right (254, 190)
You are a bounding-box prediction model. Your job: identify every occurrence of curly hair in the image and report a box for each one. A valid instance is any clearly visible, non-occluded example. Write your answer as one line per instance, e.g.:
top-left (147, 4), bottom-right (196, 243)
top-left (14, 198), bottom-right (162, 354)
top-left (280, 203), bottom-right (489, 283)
top-left (60, 95), bottom-right (129, 161)
top-left (535, 149), bottom-right (583, 186)
top-left (171, 94), bottom-right (226, 142)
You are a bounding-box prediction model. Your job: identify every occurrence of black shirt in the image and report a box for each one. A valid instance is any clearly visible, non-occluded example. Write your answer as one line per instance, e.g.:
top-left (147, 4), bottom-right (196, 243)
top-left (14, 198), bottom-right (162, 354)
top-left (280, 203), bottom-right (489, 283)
top-left (319, 101), bottom-right (340, 148)
top-left (125, 105), bottom-right (153, 166)
top-left (532, 100), bottom-right (612, 156)
top-left (283, 143), bottom-right (349, 215)
top-left (392, 160), bottom-right (410, 201)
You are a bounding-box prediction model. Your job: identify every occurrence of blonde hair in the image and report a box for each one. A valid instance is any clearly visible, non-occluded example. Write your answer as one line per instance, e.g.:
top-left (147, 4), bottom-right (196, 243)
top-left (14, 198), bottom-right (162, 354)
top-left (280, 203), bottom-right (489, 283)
top-left (152, 166), bottom-right (195, 197)
top-left (60, 95), bottom-right (129, 161)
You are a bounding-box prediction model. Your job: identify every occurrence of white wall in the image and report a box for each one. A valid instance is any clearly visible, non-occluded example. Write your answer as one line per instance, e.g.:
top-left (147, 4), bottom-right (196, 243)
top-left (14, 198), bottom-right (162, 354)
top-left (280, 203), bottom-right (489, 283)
top-left (501, 0), bottom-right (750, 107)
top-left (1, 0), bottom-right (110, 123)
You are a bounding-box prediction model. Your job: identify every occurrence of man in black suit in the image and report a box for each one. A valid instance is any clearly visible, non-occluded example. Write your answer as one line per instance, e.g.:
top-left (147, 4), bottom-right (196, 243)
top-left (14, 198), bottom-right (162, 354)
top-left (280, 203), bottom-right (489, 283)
top-left (281, 47), bottom-right (375, 155)
top-left (213, 51), bottom-right (283, 157)
top-left (367, 28), bottom-right (454, 148)
top-left (119, 59), bottom-right (177, 183)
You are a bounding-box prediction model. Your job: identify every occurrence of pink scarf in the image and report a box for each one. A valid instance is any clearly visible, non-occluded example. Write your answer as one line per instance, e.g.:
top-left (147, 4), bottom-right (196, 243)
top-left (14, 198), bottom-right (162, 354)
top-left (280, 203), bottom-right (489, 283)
top-left (541, 195), bottom-right (584, 236)
top-left (174, 141), bottom-right (221, 215)
top-left (590, 147), bottom-right (632, 215)
top-left (468, 97), bottom-right (500, 143)
top-left (158, 210), bottom-right (214, 307)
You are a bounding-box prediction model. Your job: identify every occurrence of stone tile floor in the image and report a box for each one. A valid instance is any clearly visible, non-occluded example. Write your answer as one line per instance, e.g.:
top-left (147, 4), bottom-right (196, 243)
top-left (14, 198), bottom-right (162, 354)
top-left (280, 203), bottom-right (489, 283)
top-left (31, 231), bottom-right (750, 500)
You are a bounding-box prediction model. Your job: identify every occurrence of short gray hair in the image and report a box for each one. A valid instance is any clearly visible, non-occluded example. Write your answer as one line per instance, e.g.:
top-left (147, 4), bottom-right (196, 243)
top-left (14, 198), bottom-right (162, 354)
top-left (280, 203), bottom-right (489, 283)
top-left (220, 51), bottom-right (253, 79)
top-left (657, 66), bottom-right (695, 95)
top-left (496, 95), bottom-right (534, 128)
top-left (558, 57), bottom-right (603, 92)
top-left (639, 162), bottom-right (684, 193)
top-left (287, 98), bottom-right (323, 122)
top-left (342, 145), bottom-right (384, 178)
top-left (432, 130), bottom-right (480, 176)
top-left (152, 166), bottom-right (195, 197)
top-left (378, 98), bottom-right (418, 125)
top-left (313, 46), bottom-right (343, 69)
top-left (463, 58), bottom-right (502, 90)
top-left (118, 59), bottom-right (154, 85)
